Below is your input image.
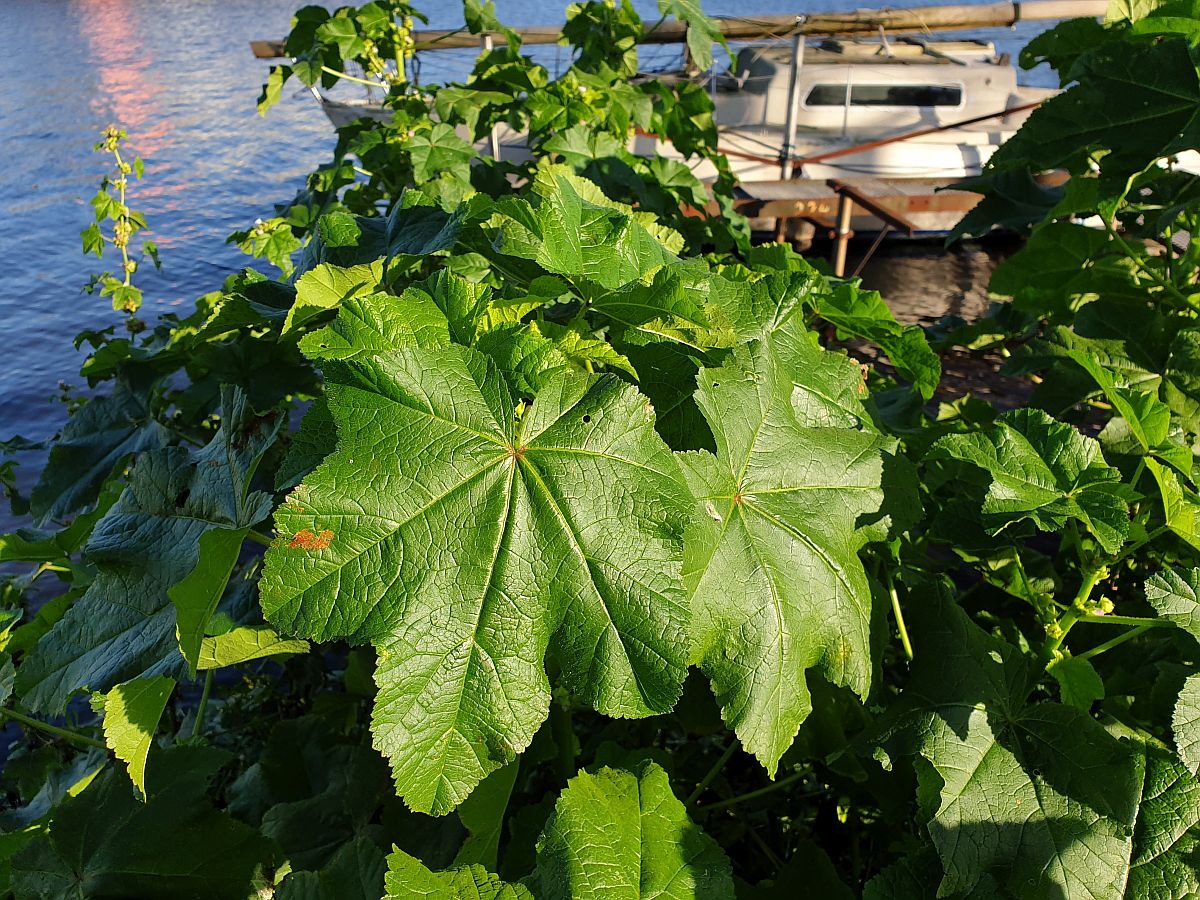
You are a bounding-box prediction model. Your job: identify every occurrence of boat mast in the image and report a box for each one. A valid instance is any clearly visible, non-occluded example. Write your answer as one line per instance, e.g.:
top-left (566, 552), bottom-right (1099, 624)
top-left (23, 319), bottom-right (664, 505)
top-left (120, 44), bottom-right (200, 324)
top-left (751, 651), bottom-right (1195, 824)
top-left (780, 34), bottom-right (807, 181)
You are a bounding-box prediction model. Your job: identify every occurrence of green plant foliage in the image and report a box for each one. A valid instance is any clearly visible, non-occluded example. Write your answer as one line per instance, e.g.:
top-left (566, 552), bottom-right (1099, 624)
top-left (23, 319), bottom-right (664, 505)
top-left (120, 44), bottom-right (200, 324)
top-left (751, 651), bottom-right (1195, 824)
top-left (17, 387), bottom-right (280, 713)
top-left (278, 838), bottom-right (388, 900)
top-left (6, 0), bottom-right (1200, 896)
top-left (80, 128), bottom-right (158, 315)
top-left (990, 34), bottom-right (1200, 185)
top-left (930, 408), bottom-right (1130, 553)
top-left (1124, 737), bottom-right (1200, 899)
top-left (1145, 567), bottom-right (1200, 640)
top-left (681, 340), bottom-right (884, 774)
top-left (29, 382), bottom-right (169, 526)
top-left (97, 675), bottom-right (174, 796)
top-left (10, 746), bottom-right (273, 899)
top-left (262, 345), bottom-right (693, 814)
top-left (874, 590), bottom-right (1138, 898)
top-left (385, 760), bottom-right (732, 898)
top-left (196, 625), bottom-right (309, 670)
top-left (1176, 672), bottom-right (1200, 774)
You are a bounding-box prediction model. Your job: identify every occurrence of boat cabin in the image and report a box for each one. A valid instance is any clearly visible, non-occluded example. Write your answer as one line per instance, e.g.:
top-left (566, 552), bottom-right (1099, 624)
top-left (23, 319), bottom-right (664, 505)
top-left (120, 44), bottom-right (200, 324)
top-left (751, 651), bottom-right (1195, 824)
top-left (715, 38), bottom-right (1027, 135)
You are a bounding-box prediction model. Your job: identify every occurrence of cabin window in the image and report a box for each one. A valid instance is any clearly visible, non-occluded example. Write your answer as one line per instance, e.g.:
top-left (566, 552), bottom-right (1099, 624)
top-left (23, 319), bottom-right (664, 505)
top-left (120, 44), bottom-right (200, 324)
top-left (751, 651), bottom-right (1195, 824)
top-left (804, 84), bottom-right (963, 107)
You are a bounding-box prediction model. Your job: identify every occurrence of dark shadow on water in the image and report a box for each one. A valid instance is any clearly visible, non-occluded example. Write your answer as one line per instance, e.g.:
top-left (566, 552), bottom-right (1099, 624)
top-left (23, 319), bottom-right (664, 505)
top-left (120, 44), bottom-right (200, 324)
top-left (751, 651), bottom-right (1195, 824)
top-left (855, 236), bottom-right (1021, 326)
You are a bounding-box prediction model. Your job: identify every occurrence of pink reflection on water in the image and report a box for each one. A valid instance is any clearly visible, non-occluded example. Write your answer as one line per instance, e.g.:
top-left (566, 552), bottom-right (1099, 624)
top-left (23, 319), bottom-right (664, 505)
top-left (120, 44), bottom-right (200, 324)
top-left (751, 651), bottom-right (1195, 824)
top-left (74, 0), bottom-right (172, 160)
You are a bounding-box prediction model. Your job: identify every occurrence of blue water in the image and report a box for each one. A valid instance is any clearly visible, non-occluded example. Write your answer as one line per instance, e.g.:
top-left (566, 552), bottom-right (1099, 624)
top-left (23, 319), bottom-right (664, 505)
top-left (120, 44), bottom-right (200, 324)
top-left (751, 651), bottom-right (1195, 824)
top-left (0, 0), bottom-right (1058, 521)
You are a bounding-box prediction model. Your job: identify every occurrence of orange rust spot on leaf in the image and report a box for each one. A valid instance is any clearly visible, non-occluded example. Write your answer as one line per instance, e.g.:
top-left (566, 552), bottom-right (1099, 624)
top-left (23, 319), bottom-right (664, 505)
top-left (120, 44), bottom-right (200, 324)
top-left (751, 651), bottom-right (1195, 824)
top-left (289, 528), bottom-right (334, 550)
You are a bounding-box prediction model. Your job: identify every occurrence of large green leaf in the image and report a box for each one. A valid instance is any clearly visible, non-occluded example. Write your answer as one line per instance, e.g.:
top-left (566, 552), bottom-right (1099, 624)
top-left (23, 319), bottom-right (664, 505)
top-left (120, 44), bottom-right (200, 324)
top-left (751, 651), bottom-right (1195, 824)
top-left (169, 528), bottom-right (249, 677)
top-left (990, 222), bottom-right (1146, 312)
top-left (30, 383), bottom-right (170, 525)
top-left (406, 124), bottom-right (476, 185)
top-left (278, 838), bottom-right (387, 900)
top-left (1146, 459), bottom-right (1200, 551)
top-left (765, 314), bottom-right (871, 430)
top-left (1164, 329), bottom-right (1200, 436)
top-left (989, 36), bottom-right (1200, 183)
top-left (298, 288), bottom-right (452, 362)
top-left (1175, 673), bottom-right (1200, 776)
top-left (1068, 351), bottom-right (1181, 463)
top-left (385, 851), bottom-right (532, 899)
top-left (453, 763), bottom-right (518, 870)
top-left (874, 591), bottom-right (1139, 899)
top-left (17, 387), bottom-right (280, 712)
top-left (1145, 568), bottom-right (1200, 643)
top-left (948, 169), bottom-right (1066, 241)
top-left (491, 165), bottom-right (679, 289)
top-left (529, 761), bottom-right (733, 899)
top-left (262, 345), bottom-right (692, 814)
top-left (1123, 738), bottom-right (1200, 899)
top-left (385, 760), bottom-right (733, 899)
top-left (475, 320), bottom-right (636, 396)
top-left (474, 323), bottom-right (579, 395)
top-left (1048, 655), bottom-right (1105, 711)
top-left (588, 265), bottom-right (731, 351)
top-left (0, 480), bottom-right (119, 565)
top-left (277, 398), bottom-right (338, 492)
top-left (197, 625), bottom-right (309, 670)
top-left (612, 334), bottom-right (722, 451)
top-left (10, 746), bottom-right (273, 900)
top-left (809, 284), bottom-right (940, 400)
top-left (286, 261), bottom-right (384, 333)
top-left (1021, 16), bottom-right (1113, 82)
top-left (929, 408), bottom-right (1130, 553)
top-left (680, 341), bottom-right (883, 774)
top-left (239, 717), bottom-right (396, 872)
top-left (98, 675), bottom-right (175, 798)
top-left (657, 0), bottom-right (725, 71)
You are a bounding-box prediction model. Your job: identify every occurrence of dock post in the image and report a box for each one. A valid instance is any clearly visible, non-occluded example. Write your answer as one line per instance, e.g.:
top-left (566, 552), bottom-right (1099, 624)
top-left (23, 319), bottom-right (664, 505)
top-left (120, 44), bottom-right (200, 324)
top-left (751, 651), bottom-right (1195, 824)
top-left (482, 34), bottom-right (502, 160)
top-left (833, 191), bottom-right (854, 277)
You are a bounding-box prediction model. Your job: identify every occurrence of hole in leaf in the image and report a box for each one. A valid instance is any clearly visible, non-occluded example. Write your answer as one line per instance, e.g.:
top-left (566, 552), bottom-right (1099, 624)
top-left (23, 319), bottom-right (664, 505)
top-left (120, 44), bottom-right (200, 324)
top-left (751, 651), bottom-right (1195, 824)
top-left (583, 415), bottom-right (591, 424)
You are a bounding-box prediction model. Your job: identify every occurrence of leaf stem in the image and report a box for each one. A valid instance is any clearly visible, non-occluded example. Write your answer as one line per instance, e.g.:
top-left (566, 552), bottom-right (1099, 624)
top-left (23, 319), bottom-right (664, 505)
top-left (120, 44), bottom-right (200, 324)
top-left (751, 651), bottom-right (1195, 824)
top-left (189, 670), bottom-right (214, 739)
top-left (1129, 457), bottom-right (1147, 493)
top-left (320, 65), bottom-right (389, 89)
top-left (746, 825), bottom-right (785, 871)
top-left (1041, 566), bottom-right (1106, 664)
top-left (1104, 216), bottom-right (1196, 310)
top-left (245, 530), bottom-right (273, 548)
top-left (169, 428), bottom-right (205, 449)
top-left (884, 569), bottom-right (914, 662)
top-left (1075, 624), bottom-right (1155, 662)
top-left (696, 768), bottom-right (808, 812)
top-left (0, 708), bottom-right (106, 751)
top-left (1078, 613), bottom-right (1172, 627)
top-left (549, 696), bottom-right (576, 784)
top-left (1164, 224), bottom-right (1176, 283)
top-left (686, 738), bottom-right (740, 807)
top-left (1116, 525), bottom-right (1169, 563)
top-left (111, 145), bottom-right (133, 293)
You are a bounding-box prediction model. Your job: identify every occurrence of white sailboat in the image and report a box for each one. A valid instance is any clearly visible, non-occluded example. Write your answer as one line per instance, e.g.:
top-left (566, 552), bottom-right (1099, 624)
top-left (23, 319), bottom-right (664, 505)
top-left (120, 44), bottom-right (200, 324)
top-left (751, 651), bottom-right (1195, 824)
top-left (253, 1), bottom-right (1106, 249)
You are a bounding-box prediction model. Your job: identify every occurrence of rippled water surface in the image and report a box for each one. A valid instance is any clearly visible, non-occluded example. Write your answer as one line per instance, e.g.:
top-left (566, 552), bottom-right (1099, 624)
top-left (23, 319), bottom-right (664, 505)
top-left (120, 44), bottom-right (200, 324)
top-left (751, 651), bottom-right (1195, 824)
top-left (0, 0), bottom-right (1055, 449)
